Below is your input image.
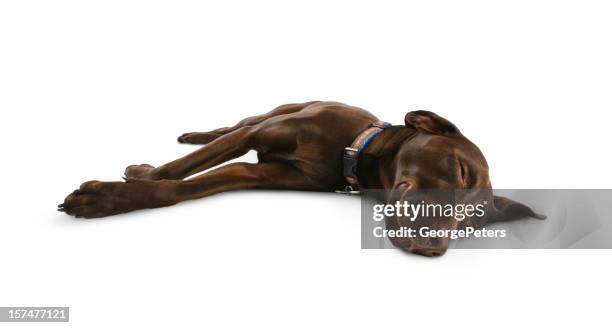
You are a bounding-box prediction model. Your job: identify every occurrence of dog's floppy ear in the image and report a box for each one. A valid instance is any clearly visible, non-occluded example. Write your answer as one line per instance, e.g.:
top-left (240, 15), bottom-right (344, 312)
top-left (488, 195), bottom-right (546, 222)
top-left (404, 110), bottom-right (461, 136)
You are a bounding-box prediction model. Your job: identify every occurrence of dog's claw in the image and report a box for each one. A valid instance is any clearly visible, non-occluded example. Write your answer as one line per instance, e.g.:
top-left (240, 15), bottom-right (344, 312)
top-left (122, 176), bottom-right (128, 181)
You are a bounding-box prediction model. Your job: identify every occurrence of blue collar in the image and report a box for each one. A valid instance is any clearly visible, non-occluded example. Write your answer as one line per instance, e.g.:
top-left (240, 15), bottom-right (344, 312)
top-left (338, 121), bottom-right (392, 194)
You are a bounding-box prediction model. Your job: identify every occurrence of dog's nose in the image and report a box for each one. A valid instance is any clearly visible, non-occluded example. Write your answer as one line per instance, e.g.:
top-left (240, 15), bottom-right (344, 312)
top-left (408, 244), bottom-right (446, 257)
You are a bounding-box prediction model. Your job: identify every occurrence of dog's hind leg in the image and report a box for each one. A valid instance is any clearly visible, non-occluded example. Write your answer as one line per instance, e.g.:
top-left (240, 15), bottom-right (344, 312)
top-left (177, 101), bottom-right (318, 144)
top-left (62, 162), bottom-right (314, 218)
top-left (126, 126), bottom-right (256, 180)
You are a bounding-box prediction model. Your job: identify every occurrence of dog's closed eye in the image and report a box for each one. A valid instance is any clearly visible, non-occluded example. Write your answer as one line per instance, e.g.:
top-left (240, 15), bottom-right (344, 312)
top-left (458, 160), bottom-right (467, 187)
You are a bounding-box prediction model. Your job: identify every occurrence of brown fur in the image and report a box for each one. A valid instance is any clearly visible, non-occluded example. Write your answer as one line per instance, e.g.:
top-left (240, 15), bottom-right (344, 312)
top-left (59, 101), bottom-right (542, 256)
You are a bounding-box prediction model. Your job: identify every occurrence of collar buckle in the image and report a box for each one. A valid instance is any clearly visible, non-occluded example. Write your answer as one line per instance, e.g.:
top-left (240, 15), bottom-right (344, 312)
top-left (335, 185), bottom-right (361, 195)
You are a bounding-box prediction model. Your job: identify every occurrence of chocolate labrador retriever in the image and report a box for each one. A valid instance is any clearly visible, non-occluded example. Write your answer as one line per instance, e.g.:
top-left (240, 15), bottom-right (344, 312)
top-left (59, 101), bottom-right (542, 256)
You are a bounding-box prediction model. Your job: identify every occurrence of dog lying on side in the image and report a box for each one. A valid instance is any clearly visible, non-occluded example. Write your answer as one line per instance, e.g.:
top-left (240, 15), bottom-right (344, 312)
top-left (59, 101), bottom-right (543, 256)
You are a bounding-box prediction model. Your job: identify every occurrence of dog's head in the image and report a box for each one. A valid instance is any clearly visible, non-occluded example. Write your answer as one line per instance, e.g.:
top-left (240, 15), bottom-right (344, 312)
top-left (375, 111), bottom-right (541, 256)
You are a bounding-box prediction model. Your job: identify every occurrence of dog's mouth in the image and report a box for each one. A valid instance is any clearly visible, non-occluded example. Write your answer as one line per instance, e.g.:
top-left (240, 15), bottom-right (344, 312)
top-left (389, 180), bottom-right (414, 200)
top-left (391, 236), bottom-right (449, 257)
top-left (406, 243), bottom-right (447, 257)
top-left (393, 181), bottom-right (413, 193)
top-left (396, 181), bottom-right (412, 190)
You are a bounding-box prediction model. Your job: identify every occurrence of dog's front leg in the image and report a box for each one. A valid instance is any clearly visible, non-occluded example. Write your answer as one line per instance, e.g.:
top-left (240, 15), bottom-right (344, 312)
top-left (59, 178), bottom-right (179, 218)
top-left (60, 162), bottom-right (314, 218)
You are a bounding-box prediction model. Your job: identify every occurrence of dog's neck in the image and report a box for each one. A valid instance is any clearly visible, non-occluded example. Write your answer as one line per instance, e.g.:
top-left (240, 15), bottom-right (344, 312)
top-left (358, 125), bottom-right (416, 190)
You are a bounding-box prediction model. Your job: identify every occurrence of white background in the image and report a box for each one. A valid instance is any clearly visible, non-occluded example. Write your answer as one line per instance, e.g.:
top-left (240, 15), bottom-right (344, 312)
top-left (1, 0), bottom-right (611, 327)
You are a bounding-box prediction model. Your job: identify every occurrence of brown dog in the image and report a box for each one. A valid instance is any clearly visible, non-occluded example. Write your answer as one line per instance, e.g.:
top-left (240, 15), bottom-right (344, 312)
top-left (59, 101), bottom-right (542, 256)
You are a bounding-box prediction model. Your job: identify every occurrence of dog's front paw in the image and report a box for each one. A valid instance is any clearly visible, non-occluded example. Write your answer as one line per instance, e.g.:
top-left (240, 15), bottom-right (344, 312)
top-left (58, 179), bottom-right (167, 218)
top-left (177, 132), bottom-right (195, 143)
top-left (58, 181), bottom-right (129, 218)
top-left (124, 164), bottom-right (156, 180)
